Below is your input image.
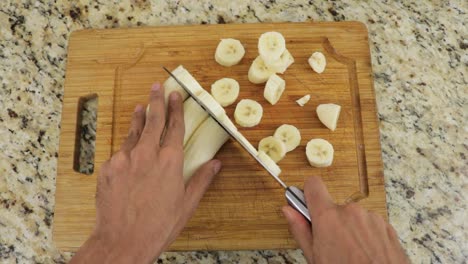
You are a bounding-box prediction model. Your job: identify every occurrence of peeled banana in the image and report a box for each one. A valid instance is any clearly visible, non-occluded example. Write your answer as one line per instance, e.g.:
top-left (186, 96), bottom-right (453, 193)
top-left (306, 138), bottom-right (334, 167)
top-left (264, 74), bottom-right (285, 105)
top-left (257, 150), bottom-right (282, 177)
top-left (317, 103), bottom-right (341, 131)
top-left (183, 117), bottom-right (229, 182)
top-left (211, 78), bottom-right (240, 107)
top-left (234, 99), bottom-right (263, 127)
top-left (182, 98), bottom-right (209, 145)
top-left (265, 49), bottom-right (294, 74)
top-left (258, 136), bottom-right (286, 163)
top-left (197, 91), bottom-right (226, 118)
top-left (215, 38), bottom-right (245, 67)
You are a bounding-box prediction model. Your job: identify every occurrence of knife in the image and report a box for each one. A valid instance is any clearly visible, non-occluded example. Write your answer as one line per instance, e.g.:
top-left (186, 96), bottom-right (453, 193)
top-left (162, 66), bottom-right (311, 223)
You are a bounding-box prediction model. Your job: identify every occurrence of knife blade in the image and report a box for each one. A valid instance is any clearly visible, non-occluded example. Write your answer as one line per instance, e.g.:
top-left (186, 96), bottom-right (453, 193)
top-left (162, 66), bottom-right (311, 222)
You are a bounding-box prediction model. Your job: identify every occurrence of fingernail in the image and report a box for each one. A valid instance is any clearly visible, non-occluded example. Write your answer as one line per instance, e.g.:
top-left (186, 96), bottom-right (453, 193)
top-left (151, 83), bottom-right (161, 91)
top-left (134, 105), bottom-right (143, 112)
top-left (170, 91), bottom-right (179, 101)
top-left (213, 160), bottom-right (222, 174)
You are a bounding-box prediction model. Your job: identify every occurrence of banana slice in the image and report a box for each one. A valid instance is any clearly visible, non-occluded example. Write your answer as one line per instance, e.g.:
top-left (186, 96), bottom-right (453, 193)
top-left (273, 124), bottom-right (301, 152)
top-left (234, 99), bottom-right (263, 127)
top-left (258, 136), bottom-right (286, 163)
top-left (183, 98), bottom-right (209, 145)
top-left (265, 49), bottom-right (294, 74)
top-left (296, 94), bottom-right (311, 107)
top-left (234, 131), bottom-right (258, 156)
top-left (211, 78), bottom-right (240, 107)
top-left (258, 31), bottom-right (286, 65)
top-left (172, 65), bottom-right (205, 96)
top-left (248, 56), bottom-right (275, 84)
top-left (308, 52), bottom-right (326, 74)
top-left (264, 74), bottom-right (286, 105)
top-left (215, 38), bottom-right (246, 67)
top-left (220, 114), bottom-right (238, 132)
top-left (316, 103), bottom-right (341, 131)
top-left (257, 150), bottom-right (282, 177)
top-left (197, 91), bottom-right (226, 118)
top-left (306, 138), bottom-right (334, 167)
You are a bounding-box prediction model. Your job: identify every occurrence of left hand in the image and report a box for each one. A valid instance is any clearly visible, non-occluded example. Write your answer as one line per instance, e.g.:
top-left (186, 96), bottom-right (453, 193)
top-left (70, 83), bottom-right (222, 264)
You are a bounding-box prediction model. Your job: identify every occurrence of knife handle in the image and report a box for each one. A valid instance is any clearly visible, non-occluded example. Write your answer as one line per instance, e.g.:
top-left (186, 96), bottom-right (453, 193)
top-left (285, 186), bottom-right (311, 223)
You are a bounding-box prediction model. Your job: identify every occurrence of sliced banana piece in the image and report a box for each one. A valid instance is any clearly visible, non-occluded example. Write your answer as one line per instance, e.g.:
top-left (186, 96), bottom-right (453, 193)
top-left (234, 131), bottom-right (258, 156)
top-left (258, 136), bottom-right (286, 163)
top-left (257, 150), bottom-right (282, 177)
top-left (316, 103), bottom-right (341, 131)
top-left (183, 98), bottom-right (209, 145)
top-left (264, 74), bottom-right (286, 105)
top-left (211, 78), bottom-right (240, 107)
top-left (234, 99), bottom-right (263, 127)
top-left (296, 94), bottom-right (311, 107)
top-left (273, 124), bottom-right (301, 152)
top-left (197, 91), bottom-right (226, 118)
top-left (265, 49), bottom-right (294, 74)
top-left (306, 138), bottom-right (334, 167)
top-left (308, 52), bottom-right (326, 74)
top-left (183, 117), bottom-right (229, 182)
top-left (172, 65), bottom-right (205, 96)
top-left (215, 38), bottom-right (246, 67)
top-left (258, 31), bottom-right (286, 65)
top-left (220, 114), bottom-right (238, 132)
top-left (248, 56), bottom-right (275, 84)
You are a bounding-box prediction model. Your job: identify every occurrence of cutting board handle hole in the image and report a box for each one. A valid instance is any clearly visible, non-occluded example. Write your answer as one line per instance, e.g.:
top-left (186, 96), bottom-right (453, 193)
top-left (73, 94), bottom-right (98, 175)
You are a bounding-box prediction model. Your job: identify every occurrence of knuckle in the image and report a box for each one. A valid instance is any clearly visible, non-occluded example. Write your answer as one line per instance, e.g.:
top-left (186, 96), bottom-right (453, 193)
top-left (344, 202), bottom-right (363, 214)
top-left (110, 151), bottom-right (130, 170)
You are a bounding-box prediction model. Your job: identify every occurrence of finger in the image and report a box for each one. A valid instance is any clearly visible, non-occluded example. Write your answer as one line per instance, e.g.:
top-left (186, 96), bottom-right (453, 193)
top-left (139, 83), bottom-right (166, 149)
top-left (161, 92), bottom-right (184, 148)
top-left (282, 206), bottom-right (315, 262)
top-left (304, 176), bottom-right (335, 220)
top-left (120, 105), bottom-right (146, 152)
top-left (182, 160), bottom-right (222, 219)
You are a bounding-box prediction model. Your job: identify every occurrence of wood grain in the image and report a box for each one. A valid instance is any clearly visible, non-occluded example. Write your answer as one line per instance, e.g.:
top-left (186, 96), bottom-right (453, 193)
top-left (53, 22), bottom-right (386, 251)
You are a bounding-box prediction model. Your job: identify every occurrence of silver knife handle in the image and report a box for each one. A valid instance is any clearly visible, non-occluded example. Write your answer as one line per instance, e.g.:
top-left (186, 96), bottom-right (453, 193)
top-left (285, 186), bottom-right (311, 222)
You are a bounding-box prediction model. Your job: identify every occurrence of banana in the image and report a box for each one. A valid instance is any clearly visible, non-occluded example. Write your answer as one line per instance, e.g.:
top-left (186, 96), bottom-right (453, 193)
top-left (265, 49), bottom-right (294, 74)
top-left (273, 124), bottom-right (301, 152)
top-left (182, 98), bottom-right (209, 145)
top-left (258, 136), bottom-right (286, 163)
top-left (172, 65), bottom-right (205, 96)
top-left (308, 52), bottom-right (326, 74)
top-left (197, 91), bottom-right (226, 118)
top-left (296, 94), bottom-right (311, 107)
top-left (220, 114), bottom-right (238, 132)
top-left (258, 31), bottom-right (286, 65)
top-left (234, 99), bottom-right (263, 127)
top-left (248, 56), bottom-right (275, 84)
top-left (257, 150), bottom-right (282, 177)
top-left (234, 131), bottom-right (258, 156)
top-left (163, 67), bottom-right (189, 103)
top-left (211, 78), bottom-right (240, 107)
top-left (183, 117), bottom-right (229, 182)
top-left (264, 74), bottom-right (285, 105)
top-left (306, 138), bottom-right (334, 167)
top-left (215, 38), bottom-right (246, 67)
top-left (316, 103), bottom-right (341, 131)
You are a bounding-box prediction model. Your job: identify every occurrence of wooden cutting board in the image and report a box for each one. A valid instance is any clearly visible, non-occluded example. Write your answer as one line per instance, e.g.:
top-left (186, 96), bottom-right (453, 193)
top-left (53, 22), bottom-right (386, 251)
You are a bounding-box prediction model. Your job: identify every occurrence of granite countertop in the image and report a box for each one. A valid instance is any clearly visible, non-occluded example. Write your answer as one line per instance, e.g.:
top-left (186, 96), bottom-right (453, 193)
top-left (0, 1), bottom-right (466, 263)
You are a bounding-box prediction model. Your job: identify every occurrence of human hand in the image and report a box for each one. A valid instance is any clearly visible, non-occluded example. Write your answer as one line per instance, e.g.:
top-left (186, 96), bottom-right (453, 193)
top-left (71, 83), bottom-right (222, 264)
top-left (282, 176), bottom-right (409, 264)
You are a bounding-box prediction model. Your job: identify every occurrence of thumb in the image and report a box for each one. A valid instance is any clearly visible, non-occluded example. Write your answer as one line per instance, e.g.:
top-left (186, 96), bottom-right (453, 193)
top-left (183, 159), bottom-right (222, 217)
top-left (304, 176), bottom-right (335, 221)
top-left (282, 206), bottom-right (314, 262)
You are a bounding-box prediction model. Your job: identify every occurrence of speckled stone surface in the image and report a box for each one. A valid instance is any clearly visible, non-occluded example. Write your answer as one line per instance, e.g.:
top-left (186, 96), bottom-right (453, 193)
top-left (0, 1), bottom-right (466, 263)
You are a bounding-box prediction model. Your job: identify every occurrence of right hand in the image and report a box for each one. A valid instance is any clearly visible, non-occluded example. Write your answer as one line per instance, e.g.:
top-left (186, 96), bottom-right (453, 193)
top-left (282, 176), bottom-right (409, 264)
